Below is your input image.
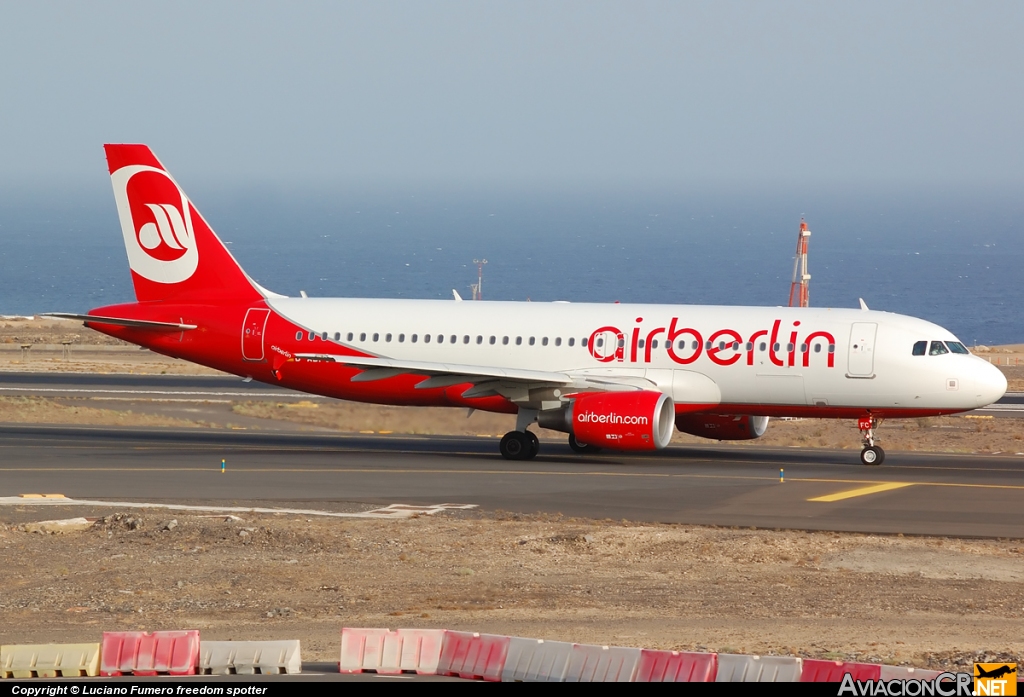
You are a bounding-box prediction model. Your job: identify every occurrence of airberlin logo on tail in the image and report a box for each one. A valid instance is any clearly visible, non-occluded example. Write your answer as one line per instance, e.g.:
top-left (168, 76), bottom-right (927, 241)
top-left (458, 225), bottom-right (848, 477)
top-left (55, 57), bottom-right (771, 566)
top-left (110, 165), bottom-right (199, 284)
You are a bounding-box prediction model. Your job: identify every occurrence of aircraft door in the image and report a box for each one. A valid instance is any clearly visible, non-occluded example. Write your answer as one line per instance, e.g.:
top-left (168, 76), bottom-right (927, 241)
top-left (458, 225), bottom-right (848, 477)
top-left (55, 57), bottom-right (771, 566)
top-left (847, 322), bottom-right (877, 377)
top-left (242, 308), bottom-right (271, 362)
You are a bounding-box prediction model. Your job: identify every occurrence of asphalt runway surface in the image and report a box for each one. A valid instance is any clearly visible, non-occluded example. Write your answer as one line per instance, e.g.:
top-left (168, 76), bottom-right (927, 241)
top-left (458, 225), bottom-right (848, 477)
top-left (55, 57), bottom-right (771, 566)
top-left (3, 423), bottom-right (1024, 538)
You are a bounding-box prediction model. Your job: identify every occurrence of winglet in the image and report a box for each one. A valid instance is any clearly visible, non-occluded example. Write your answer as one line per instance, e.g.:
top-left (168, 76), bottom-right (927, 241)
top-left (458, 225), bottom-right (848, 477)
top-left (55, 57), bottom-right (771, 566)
top-left (453, 289), bottom-right (463, 301)
top-left (858, 298), bottom-right (869, 310)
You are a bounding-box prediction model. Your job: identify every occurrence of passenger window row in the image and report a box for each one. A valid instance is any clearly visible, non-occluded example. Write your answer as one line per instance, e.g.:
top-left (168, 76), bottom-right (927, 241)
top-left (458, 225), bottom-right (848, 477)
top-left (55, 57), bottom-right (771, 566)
top-left (295, 331), bottom-right (590, 348)
top-left (292, 330), bottom-right (837, 356)
top-left (912, 340), bottom-right (969, 356)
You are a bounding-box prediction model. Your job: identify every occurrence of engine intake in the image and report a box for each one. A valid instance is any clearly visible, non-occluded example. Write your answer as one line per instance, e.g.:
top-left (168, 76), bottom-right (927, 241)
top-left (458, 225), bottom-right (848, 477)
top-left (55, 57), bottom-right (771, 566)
top-left (675, 413), bottom-right (769, 440)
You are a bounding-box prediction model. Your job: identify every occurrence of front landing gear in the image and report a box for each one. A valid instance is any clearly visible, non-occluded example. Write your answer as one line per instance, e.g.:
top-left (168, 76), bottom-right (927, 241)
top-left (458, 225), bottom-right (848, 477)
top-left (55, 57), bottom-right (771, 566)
top-left (858, 415), bottom-right (885, 466)
top-left (499, 430), bottom-right (539, 461)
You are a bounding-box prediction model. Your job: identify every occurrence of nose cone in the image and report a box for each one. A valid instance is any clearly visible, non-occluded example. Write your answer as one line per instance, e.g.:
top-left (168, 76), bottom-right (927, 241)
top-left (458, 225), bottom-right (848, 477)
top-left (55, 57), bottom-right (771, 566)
top-left (973, 360), bottom-right (1008, 407)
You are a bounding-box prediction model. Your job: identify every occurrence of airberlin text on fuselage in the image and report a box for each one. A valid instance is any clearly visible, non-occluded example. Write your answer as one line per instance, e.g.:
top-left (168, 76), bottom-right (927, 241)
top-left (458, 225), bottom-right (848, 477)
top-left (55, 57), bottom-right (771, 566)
top-left (588, 317), bottom-right (837, 368)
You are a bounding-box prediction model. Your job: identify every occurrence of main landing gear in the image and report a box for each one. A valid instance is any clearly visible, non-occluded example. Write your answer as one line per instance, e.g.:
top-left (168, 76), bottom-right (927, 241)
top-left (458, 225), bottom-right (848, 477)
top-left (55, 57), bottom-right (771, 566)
top-left (858, 414), bottom-right (885, 466)
top-left (499, 430), bottom-right (539, 461)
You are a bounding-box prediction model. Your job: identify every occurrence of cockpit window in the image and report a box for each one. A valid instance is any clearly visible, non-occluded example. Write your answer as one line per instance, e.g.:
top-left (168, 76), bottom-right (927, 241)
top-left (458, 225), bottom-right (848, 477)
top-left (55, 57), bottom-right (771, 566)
top-left (947, 341), bottom-right (970, 354)
top-left (912, 341), bottom-right (927, 356)
top-left (929, 341), bottom-right (949, 356)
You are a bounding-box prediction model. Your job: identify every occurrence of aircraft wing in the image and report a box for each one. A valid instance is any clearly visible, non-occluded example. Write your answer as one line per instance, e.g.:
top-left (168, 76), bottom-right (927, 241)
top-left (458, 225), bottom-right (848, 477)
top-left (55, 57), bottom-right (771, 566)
top-left (294, 353), bottom-right (573, 385)
top-left (293, 352), bottom-right (659, 403)
top-left (40, 313), bottom-right (198, 331)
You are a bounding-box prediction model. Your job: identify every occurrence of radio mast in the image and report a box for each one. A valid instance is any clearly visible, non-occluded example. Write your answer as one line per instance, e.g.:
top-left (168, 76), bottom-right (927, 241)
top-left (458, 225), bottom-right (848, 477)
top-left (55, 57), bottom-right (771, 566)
top-left (788, 219), bottom-right (811, 307)
top-left (470, 259), bottom-right (487, 301)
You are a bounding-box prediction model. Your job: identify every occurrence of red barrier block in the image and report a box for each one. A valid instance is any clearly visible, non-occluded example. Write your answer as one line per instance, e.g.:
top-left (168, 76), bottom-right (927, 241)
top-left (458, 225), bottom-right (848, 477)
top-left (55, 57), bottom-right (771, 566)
top-left (801, 659), bottom-right (881, 682)
top-left (437, 631), bottom-right (510, 682)
top-left (635, 650), bottom-right (718, 682)
top-left (100, 631), bottom-right (200, 676)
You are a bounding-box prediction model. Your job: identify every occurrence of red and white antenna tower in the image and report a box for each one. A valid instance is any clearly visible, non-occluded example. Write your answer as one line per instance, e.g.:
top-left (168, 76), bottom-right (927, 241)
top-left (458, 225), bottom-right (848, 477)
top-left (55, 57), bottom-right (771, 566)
top-left (788, 219), bottom-right (811, 308)
top-left (470, 259), bottom-right (487, 301)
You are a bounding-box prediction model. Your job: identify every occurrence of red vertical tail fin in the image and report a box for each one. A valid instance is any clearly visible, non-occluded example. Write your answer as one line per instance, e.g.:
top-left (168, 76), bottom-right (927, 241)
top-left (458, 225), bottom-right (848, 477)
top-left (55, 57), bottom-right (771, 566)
top-left (105, 144), bottom-right (264, 303)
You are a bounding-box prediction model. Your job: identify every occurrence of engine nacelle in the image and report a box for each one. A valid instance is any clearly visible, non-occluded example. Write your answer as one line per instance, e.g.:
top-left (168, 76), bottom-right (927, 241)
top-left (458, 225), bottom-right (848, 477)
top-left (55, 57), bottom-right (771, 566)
top-left (674, 413), bottom-right (769, 440)
top-left (548, 391), bottom-right (674, 451)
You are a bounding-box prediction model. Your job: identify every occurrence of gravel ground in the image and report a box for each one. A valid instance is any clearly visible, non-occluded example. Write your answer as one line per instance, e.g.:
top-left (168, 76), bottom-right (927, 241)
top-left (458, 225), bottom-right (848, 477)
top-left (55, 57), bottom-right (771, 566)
top-left (0, 508), bottom-right (1021, 670)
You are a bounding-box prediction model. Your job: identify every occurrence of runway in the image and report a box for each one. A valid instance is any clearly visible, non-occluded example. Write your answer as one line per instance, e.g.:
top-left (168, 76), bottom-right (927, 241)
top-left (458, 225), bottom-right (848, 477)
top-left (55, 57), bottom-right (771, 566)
top-left (3, 424), bottom-right (1023, 538)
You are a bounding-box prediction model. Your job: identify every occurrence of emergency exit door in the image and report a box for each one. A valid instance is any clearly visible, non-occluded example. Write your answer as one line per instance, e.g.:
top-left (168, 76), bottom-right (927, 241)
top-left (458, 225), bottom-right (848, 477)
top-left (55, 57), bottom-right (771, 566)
top-left (241, 308), bottom-right (270, 362)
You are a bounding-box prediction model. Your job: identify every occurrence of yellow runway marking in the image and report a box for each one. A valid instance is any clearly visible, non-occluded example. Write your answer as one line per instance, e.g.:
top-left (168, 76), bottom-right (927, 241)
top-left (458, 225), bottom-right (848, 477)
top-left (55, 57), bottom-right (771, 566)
top-left (809, 482), bottom-right (916, 502)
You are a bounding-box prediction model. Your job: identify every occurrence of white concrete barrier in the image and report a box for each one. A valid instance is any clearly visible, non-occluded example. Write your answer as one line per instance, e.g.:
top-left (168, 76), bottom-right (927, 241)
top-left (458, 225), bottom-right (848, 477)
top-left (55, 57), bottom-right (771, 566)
top-left (564, 644), bottom-right (641, 682)
top-left (200, 640), bottom-right (301, 675)
top-left (879, 665), bottom-right (943, 681)
top-left (716, 654), bottom-right (803, 682)
top-left (501, 638), bottom-right (574, 682)
top-left (1, 643), bottom-right (100, 678)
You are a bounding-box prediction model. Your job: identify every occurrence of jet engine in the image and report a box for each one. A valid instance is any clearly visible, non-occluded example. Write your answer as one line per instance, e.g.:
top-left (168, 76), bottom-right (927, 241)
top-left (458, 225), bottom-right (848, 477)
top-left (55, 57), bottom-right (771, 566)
top-left (674, 413), bottom-right (769, 440)
top-left (539, 390), bottom-right (675, 451)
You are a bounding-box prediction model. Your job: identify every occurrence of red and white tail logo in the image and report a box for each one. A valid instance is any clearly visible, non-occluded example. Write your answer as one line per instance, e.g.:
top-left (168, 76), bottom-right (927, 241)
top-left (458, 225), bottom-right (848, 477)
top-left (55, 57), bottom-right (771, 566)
top-left (105, 144), bottom-right (262, 303)
top-left (110, 164), bottom-right (198, 284)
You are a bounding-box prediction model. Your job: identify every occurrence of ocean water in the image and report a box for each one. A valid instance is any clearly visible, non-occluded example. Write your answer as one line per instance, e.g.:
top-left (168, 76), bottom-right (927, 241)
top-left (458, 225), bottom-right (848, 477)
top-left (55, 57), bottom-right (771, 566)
top-left (1, 186), bottom-right (1021, 345)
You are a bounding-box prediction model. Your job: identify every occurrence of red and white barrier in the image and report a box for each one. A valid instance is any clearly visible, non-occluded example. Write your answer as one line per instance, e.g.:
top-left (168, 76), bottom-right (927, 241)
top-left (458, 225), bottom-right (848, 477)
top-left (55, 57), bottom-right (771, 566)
top-left (635, 649), bottom-right (718, 682)
top-left (437, 631), bottom-right (510, 682)
top-left (338, 627), bottom-right (445, 675)
top-left (99, 630), bottom-right (199, 677)
top-left (801, 659), bottom-right (881, 682)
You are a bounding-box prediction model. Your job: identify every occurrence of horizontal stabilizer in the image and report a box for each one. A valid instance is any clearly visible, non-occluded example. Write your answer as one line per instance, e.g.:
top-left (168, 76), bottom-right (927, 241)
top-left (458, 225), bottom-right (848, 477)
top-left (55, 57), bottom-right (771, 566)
top-left (41, 313), bottom-right (197, 331)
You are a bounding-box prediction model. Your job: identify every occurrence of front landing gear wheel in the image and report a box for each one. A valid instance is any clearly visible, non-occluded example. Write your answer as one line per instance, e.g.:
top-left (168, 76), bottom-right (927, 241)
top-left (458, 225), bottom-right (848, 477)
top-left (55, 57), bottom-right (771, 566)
top-left (568, 434), bottom-right (601, 455)
top-left (860, 445), bottom-right (885, 466)
top-left (500, 431), bottom-right (530, 460)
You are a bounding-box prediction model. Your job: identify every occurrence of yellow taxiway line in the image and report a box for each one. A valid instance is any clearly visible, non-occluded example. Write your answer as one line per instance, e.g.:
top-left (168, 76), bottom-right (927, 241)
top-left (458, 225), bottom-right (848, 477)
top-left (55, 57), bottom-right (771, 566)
top-left (808, 482), bottom-right (916, 502)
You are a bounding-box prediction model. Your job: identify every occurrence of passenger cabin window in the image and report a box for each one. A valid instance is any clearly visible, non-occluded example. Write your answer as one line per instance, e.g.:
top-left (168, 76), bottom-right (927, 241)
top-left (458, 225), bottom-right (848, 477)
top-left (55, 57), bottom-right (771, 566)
top-left (568, 338), bottom-right (575, 347)
top-left (411, 334), bottom-right (418, 343)
top-left (463, 335), bottom-right (470, 344)
top-left (347, 332), bottom-right (354, 341)
top-left (582, 337), bottom-right (588, 347)
top-left (489, 336), bottom-right (496, 345)
top-left (437, 335), bottom-right (444, 344)
top-left (555, 337), bottom-right (562, 347)
top-left (424, 334), bottom-right (431, 343)
top-left (912, 341), bottom-right (927, 356)
top-left (359, 333), bottom-right (366, 341)
top-left (386, 333), bottom-right (392, 342)
top-left (502, 336), bottom-right (509, 345)
top-left (295, 331), bottom-right (303, 341)
top-left (759, 342), bottom-right (766, 351)
top-left (450, 335), bottom-right (457, 344)
top-left (929, 341), bottom-right (949, 356)
top-left (372, 333), bottom-right (379, 342)
top-left (542, 337), bottom-right (549, 346)
top-left (530, 337), bottom-right (536, 346)
top-left (476, 335), bottom-right (483, 344)
top-left (516, 336), bottom-right (523, 345)
top-left (322, 332), bottom-right (327, 341)
top-left (334, 332), bottom-right (340, 341)
top-left (399, 334), bottom-right (405, 342)
top-left (308, 332), bottom-right (315, 341)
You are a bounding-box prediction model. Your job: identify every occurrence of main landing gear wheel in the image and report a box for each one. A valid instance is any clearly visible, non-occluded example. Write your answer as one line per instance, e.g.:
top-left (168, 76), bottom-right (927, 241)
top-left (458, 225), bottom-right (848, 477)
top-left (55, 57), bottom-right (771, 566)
top-left (860, 446), bottom-right (885, 466)
top-left (500, 431), bottom-right (538, 461)
top-left (568, 434), bottom-right (601, 455)
top-left (525, 430), bottom-right (540, 459)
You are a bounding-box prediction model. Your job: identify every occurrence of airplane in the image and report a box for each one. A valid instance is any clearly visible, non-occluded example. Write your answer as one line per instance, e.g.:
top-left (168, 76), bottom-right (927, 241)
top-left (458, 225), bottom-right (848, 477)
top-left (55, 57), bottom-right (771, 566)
top-left (46, 144), bottom-right (1008, 466)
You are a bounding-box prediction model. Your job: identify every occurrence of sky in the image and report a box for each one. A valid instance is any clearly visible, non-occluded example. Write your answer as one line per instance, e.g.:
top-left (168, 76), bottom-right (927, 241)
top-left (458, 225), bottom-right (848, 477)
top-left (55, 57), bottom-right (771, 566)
top-left (1, 1), bottom-right (1022, 194)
